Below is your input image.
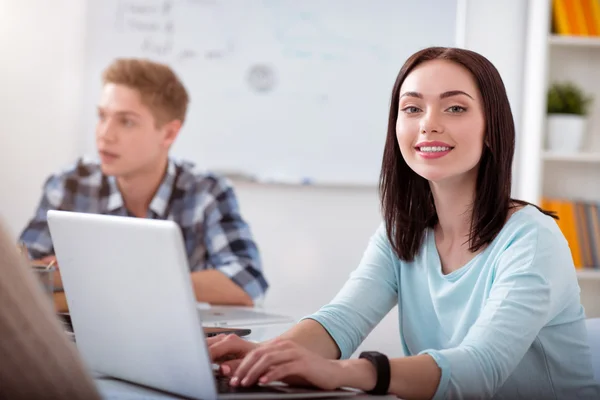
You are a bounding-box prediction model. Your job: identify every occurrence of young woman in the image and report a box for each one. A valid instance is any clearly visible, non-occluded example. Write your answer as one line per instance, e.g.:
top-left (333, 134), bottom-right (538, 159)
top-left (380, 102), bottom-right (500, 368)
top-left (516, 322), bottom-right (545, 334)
top-left (208, 47), bottom-right (600, 399)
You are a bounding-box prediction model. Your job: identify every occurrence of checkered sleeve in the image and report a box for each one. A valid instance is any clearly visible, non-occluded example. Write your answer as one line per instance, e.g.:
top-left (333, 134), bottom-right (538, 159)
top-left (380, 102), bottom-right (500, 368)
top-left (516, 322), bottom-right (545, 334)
top-left (19, 174), bottom-right (68, 260)
top-left (201, 177), bottom-right (268, 301)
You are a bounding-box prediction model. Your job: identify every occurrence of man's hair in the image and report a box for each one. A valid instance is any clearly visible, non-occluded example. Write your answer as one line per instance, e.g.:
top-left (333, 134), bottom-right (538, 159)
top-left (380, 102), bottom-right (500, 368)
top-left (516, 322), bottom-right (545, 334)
top-left (102, 58), bottom-right (189, 127)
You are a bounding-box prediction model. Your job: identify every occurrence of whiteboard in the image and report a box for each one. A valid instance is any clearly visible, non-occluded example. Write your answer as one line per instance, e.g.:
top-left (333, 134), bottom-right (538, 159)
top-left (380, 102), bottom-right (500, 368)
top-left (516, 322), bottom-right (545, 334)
top-left (81, 0), bottom-right (458, 185)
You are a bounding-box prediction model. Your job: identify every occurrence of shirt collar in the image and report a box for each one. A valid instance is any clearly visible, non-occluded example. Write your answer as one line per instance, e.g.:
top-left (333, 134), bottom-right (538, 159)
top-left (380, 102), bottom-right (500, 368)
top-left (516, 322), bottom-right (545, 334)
top-left (148, 159), bottom-right (178, 218)
top-left (106, 176), bottom-right (124, 212)
top-left (105, 159), bottom-right (178, 218)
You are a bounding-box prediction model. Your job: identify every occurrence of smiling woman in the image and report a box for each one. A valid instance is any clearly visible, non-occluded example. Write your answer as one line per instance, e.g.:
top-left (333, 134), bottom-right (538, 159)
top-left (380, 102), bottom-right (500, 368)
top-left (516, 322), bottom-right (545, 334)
top-left (208, 47), bottom-right (600, 400)
top-left (381, 48), bottom-right (516, 263)
top-left (398, 81), bottom-right (481, 169)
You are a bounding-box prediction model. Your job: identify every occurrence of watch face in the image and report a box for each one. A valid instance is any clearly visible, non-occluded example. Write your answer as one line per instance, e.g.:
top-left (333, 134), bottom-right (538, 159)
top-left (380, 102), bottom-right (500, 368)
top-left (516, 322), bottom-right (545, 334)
top-left (246, 64), bottom-right (277, 93)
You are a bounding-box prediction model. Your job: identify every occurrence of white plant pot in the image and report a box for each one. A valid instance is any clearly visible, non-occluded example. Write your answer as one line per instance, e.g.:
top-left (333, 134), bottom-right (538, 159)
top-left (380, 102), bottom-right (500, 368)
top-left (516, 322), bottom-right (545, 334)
top-left (546, 114), bottom-right (587, 153)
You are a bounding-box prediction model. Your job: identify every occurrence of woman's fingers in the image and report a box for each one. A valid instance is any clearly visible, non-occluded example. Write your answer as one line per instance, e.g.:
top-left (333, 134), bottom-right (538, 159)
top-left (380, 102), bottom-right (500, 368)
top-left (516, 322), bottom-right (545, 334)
top-left (208, 334), bottom-right (247, 361)
top-left (231, 340), bottom-right (291, 385)
top-left (237, 349), bottom-right (299, 387)
top-left (220, 359), bottom-right (242, 376)
top-left (259, 361), bottom-right (303, 385)
top-left (206, 334), bottom-right (228, 347)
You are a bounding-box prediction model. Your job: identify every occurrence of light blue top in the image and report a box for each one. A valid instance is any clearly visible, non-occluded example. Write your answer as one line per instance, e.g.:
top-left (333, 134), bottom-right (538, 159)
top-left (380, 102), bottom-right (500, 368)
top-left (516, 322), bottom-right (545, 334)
top-left (307, 206), bottom-right (600, 399)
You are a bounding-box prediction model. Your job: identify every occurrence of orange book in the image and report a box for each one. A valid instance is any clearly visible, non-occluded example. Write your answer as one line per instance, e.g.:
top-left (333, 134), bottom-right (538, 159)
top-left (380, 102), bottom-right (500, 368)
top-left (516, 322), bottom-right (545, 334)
top-left (581, 0), bottom-right (600, 35)
top-left (545, 198), bottom-right (583, 268)
top-left (564, 0), bottom-right (589, 35)
top-left (540, 197), bottom-right (553, 213)
top-left (553, 0), bottom-right (572, 34)
top-left (589, 0), bottom-right (600, 36)
top-left (562, 200), bottom-right (584, 268)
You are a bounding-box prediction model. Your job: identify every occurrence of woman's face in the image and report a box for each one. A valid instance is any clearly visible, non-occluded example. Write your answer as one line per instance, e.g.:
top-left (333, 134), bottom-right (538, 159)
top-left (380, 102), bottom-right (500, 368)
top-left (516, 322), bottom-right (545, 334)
top-left (396, 59), bottom-right (485, 184)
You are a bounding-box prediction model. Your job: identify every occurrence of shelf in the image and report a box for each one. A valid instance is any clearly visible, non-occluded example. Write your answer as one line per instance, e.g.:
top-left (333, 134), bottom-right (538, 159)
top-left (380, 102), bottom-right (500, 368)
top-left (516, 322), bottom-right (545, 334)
top-left (542, 152), bottom-right (600, 163)
top-left (549, 35), bottom-right (600, 48)
top-left (577, 270), bottom-right (600, 280)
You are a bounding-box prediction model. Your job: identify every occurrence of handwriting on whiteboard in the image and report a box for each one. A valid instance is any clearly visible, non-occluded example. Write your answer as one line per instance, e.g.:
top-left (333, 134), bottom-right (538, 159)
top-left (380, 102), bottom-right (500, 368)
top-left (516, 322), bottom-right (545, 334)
top-left (115, 0), bottom-right (225, 61)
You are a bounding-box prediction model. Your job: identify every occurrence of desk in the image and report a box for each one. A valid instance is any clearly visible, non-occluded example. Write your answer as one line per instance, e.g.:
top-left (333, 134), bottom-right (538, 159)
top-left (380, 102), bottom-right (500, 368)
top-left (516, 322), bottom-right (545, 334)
top-left (53, 292), bottom-right (68, 312)
top-left (95, 376), bottom-right (399, 399)
top-left (89, 324), bottom-right (398, 399)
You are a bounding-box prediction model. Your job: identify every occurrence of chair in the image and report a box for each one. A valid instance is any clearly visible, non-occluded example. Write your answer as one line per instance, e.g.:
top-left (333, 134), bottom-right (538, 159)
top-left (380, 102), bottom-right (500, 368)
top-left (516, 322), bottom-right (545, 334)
top-left (587, 318), bottom-right (600, 382)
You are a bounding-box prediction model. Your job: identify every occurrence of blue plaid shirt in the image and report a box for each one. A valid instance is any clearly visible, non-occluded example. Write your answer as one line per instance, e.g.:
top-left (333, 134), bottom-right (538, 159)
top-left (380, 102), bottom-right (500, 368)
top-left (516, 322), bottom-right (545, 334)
top-left (19, 157), bottom-right (268, 300)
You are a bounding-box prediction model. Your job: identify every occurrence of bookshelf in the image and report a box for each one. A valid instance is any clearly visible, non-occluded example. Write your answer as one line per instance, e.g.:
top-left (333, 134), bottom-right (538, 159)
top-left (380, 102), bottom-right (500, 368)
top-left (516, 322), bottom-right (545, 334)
top-left (577, 270), bottom-right (600, 281)
top-left (521, 2), bottom-right (600, 282)
top-left (544, 35), bottom-right (600, 274)
top-left (548, 34), bottom-right (600, 47)
top-left (543, 151), bottom-right (600, 163)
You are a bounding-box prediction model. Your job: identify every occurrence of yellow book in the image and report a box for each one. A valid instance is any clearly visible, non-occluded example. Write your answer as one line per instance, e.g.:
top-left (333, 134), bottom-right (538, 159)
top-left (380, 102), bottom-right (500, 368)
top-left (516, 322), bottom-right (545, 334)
top-left (553, 0), bottom-right (572, 35)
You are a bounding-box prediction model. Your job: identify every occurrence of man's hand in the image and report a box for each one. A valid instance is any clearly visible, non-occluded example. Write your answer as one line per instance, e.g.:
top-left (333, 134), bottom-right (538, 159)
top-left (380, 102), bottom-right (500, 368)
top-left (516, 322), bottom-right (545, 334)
top-left (34, 256), bottom-right (62, 290)
top-left (191, 270), bottom-right (254, 306)
top-left (32, 256), bottom-right (67, 312)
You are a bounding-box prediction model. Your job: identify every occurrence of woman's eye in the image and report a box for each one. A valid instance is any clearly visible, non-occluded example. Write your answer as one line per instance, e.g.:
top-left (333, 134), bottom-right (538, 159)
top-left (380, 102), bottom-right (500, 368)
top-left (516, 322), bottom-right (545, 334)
top-left (447, 105), bottom-right (467, 113)
top-left (402, 106), bottom-right (421, 114)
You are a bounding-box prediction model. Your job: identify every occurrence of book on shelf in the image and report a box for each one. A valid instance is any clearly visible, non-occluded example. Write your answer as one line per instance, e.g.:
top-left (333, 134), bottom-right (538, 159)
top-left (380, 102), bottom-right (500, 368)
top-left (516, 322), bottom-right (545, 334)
top-left (552, 0), bottom-right (600, 37)
top-left (541, 198), bottom-right (600, 269)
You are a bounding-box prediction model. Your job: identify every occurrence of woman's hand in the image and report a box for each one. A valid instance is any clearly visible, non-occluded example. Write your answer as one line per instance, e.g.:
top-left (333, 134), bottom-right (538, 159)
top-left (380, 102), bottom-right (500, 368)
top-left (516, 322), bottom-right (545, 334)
top-left (207, 333), bottom-right (260, 376)
top-left (228, 338), bottom-right (343, 390)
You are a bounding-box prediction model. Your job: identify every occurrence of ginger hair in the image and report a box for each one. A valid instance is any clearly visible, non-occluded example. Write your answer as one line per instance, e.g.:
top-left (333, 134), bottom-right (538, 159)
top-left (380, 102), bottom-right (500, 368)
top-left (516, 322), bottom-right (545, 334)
top-left (102, 58), bottom-right (189, 127)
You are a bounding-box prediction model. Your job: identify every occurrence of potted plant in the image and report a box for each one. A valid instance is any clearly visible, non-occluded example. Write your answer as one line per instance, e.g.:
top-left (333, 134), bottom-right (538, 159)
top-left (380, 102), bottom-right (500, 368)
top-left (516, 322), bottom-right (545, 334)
top-left (546, 81), bottom-right (593, 153)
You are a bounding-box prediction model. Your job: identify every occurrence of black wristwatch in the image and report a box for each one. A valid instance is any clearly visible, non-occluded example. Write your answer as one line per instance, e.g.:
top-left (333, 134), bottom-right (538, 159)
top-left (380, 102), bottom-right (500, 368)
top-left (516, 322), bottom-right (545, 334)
top-left (359, 351), bottom-right (391, 395)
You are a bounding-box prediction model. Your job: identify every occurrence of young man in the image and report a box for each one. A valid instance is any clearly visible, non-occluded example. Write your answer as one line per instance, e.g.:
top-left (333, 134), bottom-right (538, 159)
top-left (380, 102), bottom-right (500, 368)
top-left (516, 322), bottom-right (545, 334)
top-left (20, 58), bottom-right (268, 309)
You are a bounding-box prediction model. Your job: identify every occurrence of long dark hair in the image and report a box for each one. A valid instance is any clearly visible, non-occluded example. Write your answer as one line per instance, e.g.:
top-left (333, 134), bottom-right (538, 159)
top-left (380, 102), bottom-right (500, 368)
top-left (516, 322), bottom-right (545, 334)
top-left (379, 47), bottom-right (554, 262)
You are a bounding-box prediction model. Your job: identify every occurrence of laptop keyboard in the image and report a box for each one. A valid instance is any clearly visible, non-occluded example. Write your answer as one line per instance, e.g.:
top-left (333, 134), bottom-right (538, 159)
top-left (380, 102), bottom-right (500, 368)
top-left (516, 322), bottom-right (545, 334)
top-left (215, 374), bottom-right (280, 394)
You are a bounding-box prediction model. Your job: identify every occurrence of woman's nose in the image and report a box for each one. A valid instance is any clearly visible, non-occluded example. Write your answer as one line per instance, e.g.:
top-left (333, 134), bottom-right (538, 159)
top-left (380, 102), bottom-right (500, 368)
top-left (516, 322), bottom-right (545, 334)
top-left (420, 111), bottom-right (444, 134)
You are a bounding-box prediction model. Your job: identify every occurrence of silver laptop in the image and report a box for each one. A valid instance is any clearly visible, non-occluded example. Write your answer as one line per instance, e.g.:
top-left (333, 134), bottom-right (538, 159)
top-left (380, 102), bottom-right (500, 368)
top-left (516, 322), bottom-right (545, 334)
top-left (47, 210), bottom-right (356, 400)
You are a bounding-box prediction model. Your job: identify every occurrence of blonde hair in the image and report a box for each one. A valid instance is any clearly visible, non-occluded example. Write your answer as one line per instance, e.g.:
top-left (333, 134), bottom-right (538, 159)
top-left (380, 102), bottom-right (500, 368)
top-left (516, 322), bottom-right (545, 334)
top-left (102, 58), bottom-right (189, 126)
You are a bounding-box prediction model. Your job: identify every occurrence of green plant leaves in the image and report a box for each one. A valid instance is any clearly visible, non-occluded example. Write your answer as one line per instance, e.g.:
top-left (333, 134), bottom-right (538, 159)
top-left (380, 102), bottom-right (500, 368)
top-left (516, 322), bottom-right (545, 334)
top-left (547, 82), bottom-right (593, 115)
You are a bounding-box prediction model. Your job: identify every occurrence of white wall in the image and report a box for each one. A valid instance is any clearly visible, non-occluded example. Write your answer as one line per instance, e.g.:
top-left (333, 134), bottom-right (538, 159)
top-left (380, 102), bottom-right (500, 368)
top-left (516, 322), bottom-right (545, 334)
top-left (0, 0), bottom-right (531, 237)
top-left (4, 0), bottom-right (596, 356)
top-left (460, 0), bottom-right (529, 196)
top-left (232, 183), bottom-right (406, 356)
top-left (0, 0), bottom-right (86, 236)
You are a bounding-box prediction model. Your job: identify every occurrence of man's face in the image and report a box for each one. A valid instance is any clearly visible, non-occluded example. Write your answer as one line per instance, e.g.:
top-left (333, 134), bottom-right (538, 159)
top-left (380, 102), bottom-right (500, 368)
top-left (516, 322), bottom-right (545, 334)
top-left (95, 83), bottom-right (176, 178)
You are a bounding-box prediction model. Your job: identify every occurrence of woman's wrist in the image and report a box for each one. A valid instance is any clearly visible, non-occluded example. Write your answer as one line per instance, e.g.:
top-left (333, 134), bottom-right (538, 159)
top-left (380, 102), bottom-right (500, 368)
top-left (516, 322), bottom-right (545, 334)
top-left (335, 358), bottom-right (377, 392)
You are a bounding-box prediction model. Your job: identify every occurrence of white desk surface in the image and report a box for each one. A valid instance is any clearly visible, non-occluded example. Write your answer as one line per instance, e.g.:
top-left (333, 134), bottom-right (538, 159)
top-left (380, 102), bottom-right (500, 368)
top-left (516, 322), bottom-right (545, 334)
top-left (95, 377), bottom-right (399, 399)
top-left (92, 322), bottom-right (398, 399)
